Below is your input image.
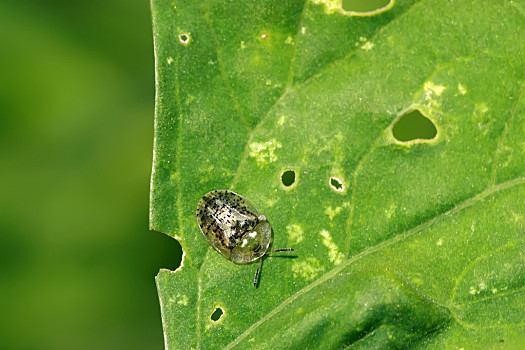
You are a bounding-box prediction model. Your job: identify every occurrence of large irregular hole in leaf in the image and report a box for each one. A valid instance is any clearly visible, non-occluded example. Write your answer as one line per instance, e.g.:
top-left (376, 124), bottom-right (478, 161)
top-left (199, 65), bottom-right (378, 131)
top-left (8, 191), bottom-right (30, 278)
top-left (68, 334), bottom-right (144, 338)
top-left (392, 109), bottom-right (437, 142)
top-left (162, 235), bottom-right (183, 270)
top-left (342, 0), bottom-right (392, 14)
top-left (281, 169), bottom-right (296, 187)
top-left (210, 307), bottom-right (224, 322)
top-left (171, 239), bottom-right (183, 270)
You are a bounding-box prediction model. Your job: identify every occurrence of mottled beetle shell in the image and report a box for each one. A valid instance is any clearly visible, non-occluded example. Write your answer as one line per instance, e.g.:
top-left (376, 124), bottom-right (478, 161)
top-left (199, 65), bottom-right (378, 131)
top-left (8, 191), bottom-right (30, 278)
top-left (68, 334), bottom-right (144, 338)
top-left (196, 190), bottom-right (271, 263)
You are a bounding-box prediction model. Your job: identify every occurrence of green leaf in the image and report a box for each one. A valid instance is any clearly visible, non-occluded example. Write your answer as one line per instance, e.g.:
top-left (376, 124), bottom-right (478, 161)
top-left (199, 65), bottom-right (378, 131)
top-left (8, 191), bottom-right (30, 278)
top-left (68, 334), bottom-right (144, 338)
top-left (150, 0), bottom-right (525, 348)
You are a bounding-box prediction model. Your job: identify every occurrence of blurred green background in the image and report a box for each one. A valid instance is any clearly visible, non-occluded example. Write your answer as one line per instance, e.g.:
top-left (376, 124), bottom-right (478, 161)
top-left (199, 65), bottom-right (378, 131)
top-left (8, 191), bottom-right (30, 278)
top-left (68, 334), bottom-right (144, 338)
top-left (0, 0), bottom-right (425, 348)
top-left (0, 0), bottom-right (181, 349)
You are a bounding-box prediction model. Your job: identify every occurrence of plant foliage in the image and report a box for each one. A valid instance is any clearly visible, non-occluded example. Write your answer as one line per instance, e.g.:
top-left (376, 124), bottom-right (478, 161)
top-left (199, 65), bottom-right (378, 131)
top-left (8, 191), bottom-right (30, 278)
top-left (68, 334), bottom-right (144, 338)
top-left (150, 0), bottom-right (525, 348)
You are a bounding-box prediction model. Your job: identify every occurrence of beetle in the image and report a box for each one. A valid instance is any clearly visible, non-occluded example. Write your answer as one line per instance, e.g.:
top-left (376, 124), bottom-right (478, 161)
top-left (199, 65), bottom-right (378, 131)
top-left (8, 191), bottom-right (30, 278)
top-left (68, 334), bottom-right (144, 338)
top-left (196, 190), bottom-right (293, 286)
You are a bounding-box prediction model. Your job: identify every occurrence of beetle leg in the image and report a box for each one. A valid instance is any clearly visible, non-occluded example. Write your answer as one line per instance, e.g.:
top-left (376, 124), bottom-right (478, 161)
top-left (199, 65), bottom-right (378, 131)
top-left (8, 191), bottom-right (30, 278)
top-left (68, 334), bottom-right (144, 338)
top-left (253, 257), bottom-right (263, 287)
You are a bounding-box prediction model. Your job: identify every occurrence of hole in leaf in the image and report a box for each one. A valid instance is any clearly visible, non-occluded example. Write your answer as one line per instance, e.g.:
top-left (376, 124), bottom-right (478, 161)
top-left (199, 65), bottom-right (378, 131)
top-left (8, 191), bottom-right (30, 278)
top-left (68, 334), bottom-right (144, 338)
top-left (178, 33), bottom-right (190, 45)
top-left (329, 177), bottom-right (344, 192)
top-left (153, 232), bottom-right (183, 271)
top-left (392, 110), bottom-right (437, 142)
top-left (210, 307), bottom-right (224, 322)
top-left (172, 238), bottom-right (183, 270)
top-left (342, 0), bottom-right (392, 13)
top-left (281, 170), bottom-right (296, 187)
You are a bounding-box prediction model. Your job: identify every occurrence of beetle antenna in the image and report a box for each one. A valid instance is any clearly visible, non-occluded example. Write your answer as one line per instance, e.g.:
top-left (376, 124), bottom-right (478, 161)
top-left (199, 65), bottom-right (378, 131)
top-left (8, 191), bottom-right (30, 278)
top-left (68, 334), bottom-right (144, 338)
top-left (253, 258), bottom-right (263, 287)
top-left (265, 248), bottom-right (294, 254)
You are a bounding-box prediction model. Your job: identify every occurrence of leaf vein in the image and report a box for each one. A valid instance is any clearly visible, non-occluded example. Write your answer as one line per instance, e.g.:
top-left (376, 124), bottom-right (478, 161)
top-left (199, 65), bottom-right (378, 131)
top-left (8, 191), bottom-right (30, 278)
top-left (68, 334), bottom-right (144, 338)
top-left (291, 0), bottom-right (427, 90)
top-left (453, 284), bottom-right (525, 307)
top-left (203, 2), bottom-right (250, 128)
top-left (448, 238), bottom-right (524, 303)
top-left (224, 176), bottom-right (525, 349)
top-left (490, 82), bottom-right (525, 185)
top-left (230, 0), bottom-right (309, 188)
top-left (344, 56), bottom-right (467, 255)
top-left (286, 0), bottom-right (310, 88)
top-left (231, 0), bottom-right (424, 189)
top-left (196, 248), bottom-right (212, 349)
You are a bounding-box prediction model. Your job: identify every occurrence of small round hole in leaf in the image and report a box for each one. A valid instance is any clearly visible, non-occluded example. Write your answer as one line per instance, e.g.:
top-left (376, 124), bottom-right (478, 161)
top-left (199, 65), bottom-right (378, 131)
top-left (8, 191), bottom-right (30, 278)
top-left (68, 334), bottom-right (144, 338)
top-left (210, 307), bottom-right (224, 322)
top-left (392, 110), bottom-right (437, 142)
top-left (178, 33), bottom-right (191, 45)
top-left (281, 170), bottom-right (296, 187)
top-left (329, 177), bottom-right (344, 192)
top-left (342, 0), bottom-right (392, 13)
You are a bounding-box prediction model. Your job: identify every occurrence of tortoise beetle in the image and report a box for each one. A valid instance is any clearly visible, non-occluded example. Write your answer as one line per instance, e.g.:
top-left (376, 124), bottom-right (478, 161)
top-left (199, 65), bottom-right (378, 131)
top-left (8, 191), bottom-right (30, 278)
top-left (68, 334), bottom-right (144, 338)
top-left (196, 190), bottom-right (293, 286)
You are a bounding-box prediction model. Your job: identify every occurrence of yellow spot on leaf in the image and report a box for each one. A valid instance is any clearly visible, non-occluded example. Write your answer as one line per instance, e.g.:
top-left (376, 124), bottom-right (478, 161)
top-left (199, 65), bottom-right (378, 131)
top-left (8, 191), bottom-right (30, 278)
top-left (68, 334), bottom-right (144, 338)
top-left (411, 277), bottom-right (424, 286)
top-left (475, 103), bottom-right (489, 114)
top-left (266, 198), bottom-right (277, 207)
top-left (319, 230), bottom-right (344, 265)
top-left (424, 81), bottom-right (446, 100)
top-left (177, 295), bottom-right (189, 305)
top-left (291, 258), bottom-right (324, 280)
top-left (325, 203), bottom-right (349, 220)
top-left (385, 204), bottom-right (396, 219)
top-left (287, 224), bottom-right (304, 244)
top-left (249, 139), bottom-right (282, 166)
top-left (325, 206), bottom-right (342, 220)
top-left (458, 83), bottom-right (467, 95)
top-left (361, 41), bottom-right (374, 51)
top-left (170, 293), bottom-right (189, 306)
top-left (310, 0), bottom-right (340, 14)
